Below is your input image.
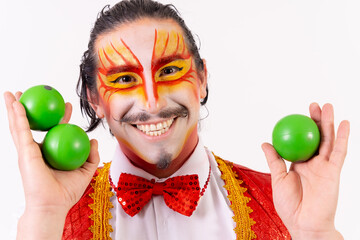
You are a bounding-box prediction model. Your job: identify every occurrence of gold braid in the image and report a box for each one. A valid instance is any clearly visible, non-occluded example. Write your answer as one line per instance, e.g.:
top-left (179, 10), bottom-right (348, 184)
top-left (214, 154), bottom-right (257, 240)
top-left (89, 162), bottom-right (114, 240)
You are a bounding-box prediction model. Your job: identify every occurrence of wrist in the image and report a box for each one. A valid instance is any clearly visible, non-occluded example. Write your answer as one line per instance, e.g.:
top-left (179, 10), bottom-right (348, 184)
top-left (17, 206), bottom-right (68, 240)
top-left (291, 229), bottom-right (343, 240)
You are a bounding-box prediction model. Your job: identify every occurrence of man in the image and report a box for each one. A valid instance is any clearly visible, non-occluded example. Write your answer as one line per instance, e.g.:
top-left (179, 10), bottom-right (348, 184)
top-left (4, 0), bottom-right (350, 239)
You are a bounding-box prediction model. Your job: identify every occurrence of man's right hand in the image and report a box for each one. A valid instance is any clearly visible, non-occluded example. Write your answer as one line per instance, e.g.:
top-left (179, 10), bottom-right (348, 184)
top-left (4, 91), bottom-right (100, 240)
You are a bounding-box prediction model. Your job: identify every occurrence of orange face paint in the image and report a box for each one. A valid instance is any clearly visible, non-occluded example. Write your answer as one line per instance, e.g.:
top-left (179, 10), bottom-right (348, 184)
top-left (97, 38), bottom-right (145, 102)
top-left (96, 29), bottom-right (199, 103)
top-left (93, 21), bottom-right (205, 177)
top-left (151, 29), bottom-right (198, 101)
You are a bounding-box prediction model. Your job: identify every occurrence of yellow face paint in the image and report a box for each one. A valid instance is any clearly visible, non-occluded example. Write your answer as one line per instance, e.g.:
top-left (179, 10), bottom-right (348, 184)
top-left (152, 29), bottom-right (189, 62)
top-left (93, 20), bottom-right (206, 174)
top-left (105, 71), bottom-right (143, 89)
top-left (99, 37), bottom-right (142, 74)
top-left (154, 58), bottom-right (192, 82)
top-left (97, 37), bottom-right (144, 101)
top-left (96, 29), bottom-right (199, 104)
top-left (150, 29), bottom-right (198, 101)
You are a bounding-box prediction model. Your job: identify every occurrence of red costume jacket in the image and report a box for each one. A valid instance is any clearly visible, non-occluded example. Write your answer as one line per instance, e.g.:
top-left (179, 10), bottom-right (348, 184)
top-left (62, 156), bottom-right (291, 240)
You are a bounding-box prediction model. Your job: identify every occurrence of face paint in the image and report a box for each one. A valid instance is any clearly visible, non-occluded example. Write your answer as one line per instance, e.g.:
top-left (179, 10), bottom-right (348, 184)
top-left (151, 30), bottom-right (199, 101)
top-left (97, 28), bottom-right (199, 104)
top-left (97, 38), bottom-right (145, 102)
top-left (93, 19), bottom-right (207, 177)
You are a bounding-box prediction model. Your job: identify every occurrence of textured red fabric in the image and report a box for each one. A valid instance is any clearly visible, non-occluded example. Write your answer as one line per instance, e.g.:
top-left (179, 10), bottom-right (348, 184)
top-left (114, 173), bottom-right (200, 217)
top-left (231, 162), bottom-right (291, 239)
top-left (62, 162), bottom-right (291, 239)
top-left (62, 171), bottom-right (98, 240)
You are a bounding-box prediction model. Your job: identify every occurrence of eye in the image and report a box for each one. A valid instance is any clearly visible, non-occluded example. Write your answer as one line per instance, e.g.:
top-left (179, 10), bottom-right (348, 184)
top-left (110, 75), bottom-right (137, 84)
top-left (159, 66), bottom-right (183, 77)
top-left (154, 58), bottom-right (191, 82)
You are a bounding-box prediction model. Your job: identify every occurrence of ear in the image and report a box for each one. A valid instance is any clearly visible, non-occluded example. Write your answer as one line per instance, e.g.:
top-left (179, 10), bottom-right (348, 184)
top-left (87, 88), bottom-right (105, 119)
top-left (199, 59), bottom-right (208, 100)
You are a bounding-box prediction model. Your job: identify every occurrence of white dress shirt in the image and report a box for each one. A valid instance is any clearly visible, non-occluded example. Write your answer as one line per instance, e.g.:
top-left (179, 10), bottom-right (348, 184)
top-left (109, 140), bottom-right (236, 240)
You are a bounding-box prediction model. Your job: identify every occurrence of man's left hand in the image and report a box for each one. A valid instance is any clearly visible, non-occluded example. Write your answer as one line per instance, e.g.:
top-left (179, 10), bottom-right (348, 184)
top-left (262, 103), bottom-right (350, 240)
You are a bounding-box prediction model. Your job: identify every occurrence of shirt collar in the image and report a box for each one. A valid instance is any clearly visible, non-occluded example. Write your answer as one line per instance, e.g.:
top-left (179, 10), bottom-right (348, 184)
top-left (109, 139), bottom-right (210, 189)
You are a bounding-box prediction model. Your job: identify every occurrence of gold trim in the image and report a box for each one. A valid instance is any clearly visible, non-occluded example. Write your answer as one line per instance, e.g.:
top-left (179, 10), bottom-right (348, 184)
top-left (89, 162), bottom-right (114, 240)
top-left (214, 154), bottom-right (257, 240)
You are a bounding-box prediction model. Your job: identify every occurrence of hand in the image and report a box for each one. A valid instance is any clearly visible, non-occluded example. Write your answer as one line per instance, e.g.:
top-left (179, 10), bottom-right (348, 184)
top-left (4, 91), bottom-right (100, 239)
top-left (262, 103), bottom-right (350, 240)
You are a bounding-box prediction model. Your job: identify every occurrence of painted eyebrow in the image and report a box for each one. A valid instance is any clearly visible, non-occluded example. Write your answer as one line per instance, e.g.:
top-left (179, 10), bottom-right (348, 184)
top-left (151, 54), bottom-right (189, 69)
top-left (104, 64), bottom-right (143, 76)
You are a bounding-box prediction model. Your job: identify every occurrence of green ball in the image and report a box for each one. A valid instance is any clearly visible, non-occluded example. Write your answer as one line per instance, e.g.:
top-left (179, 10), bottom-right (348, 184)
top-left (19, 85), bottom-right (65, 131)
top-left (42, 124), bottom-right (90, 171)
top-left (272, 114), bottom-right (320, 162)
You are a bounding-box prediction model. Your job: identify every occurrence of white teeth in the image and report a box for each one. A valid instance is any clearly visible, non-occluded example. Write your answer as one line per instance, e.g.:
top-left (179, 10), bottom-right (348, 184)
top-left (156, 122), bottom-right (163, 130)
top-left (167, 119), bottom-right (173, 126)
top-left (136, 119), bottom-right (175, 137)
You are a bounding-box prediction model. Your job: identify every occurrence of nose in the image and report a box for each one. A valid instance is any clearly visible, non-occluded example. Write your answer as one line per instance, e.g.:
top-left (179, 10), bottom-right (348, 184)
top-left (143, 75), bottom-right (166, 114)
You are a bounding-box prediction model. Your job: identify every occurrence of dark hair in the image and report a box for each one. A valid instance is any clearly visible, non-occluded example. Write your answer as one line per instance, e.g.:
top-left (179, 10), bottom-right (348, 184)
top-left (77, 0), bottom-right (208, 132)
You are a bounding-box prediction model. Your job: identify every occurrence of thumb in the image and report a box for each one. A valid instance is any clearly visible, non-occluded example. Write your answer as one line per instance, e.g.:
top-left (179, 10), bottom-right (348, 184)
top-left (60, 102), bottom-right (73, 124)
top-left (79, 139), bottom-right (100, 178)
top-left (261, 142), bottom-right (287, 184)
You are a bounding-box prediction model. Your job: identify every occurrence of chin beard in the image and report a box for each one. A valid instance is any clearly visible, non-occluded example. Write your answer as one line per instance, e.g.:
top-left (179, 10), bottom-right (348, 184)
top-left (156, 152), bottom-right (172, 170)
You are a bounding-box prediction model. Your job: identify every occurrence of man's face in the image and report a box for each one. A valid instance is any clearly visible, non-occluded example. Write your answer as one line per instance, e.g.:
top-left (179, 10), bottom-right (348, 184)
top-left (93, 18), bottom-right (207, 169)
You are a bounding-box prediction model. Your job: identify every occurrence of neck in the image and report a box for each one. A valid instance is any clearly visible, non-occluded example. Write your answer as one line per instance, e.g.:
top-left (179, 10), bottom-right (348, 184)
top-left (120, 129), bottom-right (199, 178)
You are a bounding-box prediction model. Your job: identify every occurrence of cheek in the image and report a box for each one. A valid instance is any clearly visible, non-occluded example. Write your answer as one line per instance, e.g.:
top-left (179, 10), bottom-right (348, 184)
top-left (100, 88), bottom-right (147, 117)
top-left (157, 81), bottom-right (200, 104)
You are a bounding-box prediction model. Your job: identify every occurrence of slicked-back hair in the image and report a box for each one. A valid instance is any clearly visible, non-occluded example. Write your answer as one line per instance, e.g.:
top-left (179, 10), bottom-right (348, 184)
top-left (77, 0), bottom-right (208, 132)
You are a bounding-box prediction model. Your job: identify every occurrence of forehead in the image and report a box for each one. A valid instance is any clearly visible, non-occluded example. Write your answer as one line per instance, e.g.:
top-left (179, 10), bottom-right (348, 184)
top-left (94, 18), bottom-right (186, 56)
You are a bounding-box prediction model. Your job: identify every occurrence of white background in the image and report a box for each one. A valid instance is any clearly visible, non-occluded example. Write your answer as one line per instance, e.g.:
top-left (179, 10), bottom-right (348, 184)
top-left (1, 0), bottom-right (359, 238)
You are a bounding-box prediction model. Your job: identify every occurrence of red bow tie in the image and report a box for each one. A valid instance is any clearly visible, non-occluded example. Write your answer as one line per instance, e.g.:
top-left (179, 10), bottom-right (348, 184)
top-left (110, 173), bottom-right (207, 217)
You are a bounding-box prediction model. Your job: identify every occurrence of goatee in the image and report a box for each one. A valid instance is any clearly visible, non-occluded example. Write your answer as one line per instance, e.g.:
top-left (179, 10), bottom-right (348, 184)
top-left (156, 152), bottom-right (172, 169)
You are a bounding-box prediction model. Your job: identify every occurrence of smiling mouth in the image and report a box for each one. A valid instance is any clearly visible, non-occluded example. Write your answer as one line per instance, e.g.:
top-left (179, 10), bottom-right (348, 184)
top-left (134, 118), bottom-right (175, 137)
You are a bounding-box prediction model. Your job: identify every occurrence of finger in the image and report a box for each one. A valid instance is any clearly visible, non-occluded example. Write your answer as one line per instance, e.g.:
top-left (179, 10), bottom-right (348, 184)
top-left (329, 120), bottom-right (350, 169)
top-left (12, 101), bottom-right (36, 152)
top-left (15, 91), bottom-right (22, 101)
top-left (309, 102), bottom-right (321, 128)
top-left (79, 139), bottom-right (100, 177)
top-left (318, 103), bottom-right (335, 158)
top-left (60, 102), bottom-right (72, 124)
top-left (262, 143), bottom-right (287, 184)
top-left (4, 92), bottom-right (19, 147)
